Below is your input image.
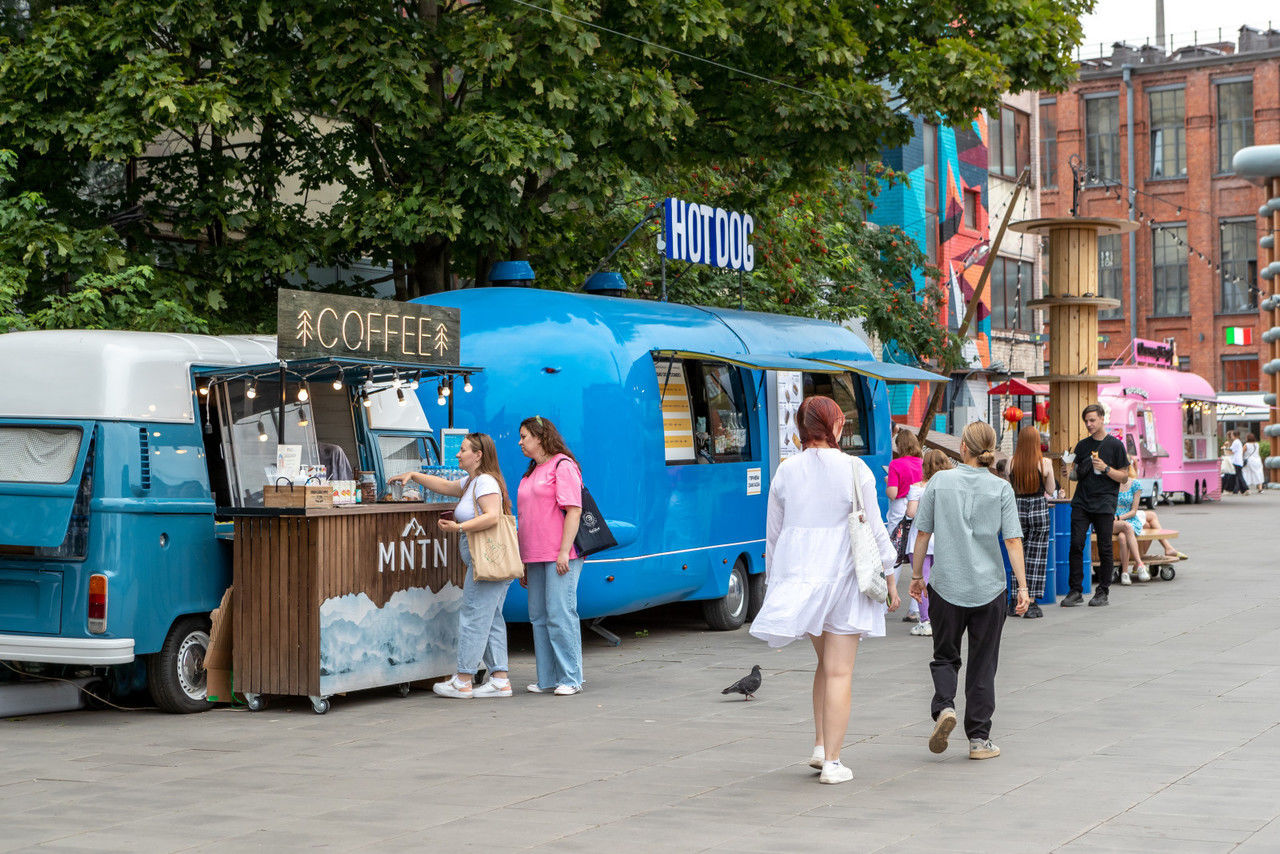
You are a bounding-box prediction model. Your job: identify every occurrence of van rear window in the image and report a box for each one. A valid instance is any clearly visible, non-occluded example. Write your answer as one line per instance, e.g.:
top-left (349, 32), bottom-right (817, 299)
top-left (0, 427), bottom-right (83, 484)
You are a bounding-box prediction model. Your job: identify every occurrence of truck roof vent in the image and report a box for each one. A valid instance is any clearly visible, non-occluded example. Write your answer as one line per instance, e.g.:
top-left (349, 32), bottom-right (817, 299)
top-left (138, 427), bottom-right (152, 491)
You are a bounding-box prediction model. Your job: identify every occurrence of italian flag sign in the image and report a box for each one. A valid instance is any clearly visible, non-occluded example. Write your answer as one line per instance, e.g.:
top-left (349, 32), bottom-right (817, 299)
top-left (1225, 327), bottom-right (1253, 345)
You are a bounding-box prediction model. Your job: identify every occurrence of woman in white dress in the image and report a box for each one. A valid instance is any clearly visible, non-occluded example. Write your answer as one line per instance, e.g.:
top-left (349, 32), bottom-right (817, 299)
top-left (1243, 432), bottom-right (1265, 494)
top-left (750, 396), bottom-right (899, 785)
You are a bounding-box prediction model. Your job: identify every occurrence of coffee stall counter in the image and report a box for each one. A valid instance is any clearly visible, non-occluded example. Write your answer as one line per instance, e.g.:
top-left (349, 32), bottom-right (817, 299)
top-left (227, 501), bottom-right (466, 714)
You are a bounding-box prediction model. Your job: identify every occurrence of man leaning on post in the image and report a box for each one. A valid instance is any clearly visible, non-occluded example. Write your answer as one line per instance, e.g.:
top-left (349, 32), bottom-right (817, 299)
top-left (1060, 404), bottom-right (1128, 608)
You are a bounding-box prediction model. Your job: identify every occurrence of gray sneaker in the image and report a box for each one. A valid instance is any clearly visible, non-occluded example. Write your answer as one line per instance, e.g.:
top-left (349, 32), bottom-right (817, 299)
top-left (969, 738), bottom-right (1000, 760)
top-left (929, 708), bottom-right (957, 754)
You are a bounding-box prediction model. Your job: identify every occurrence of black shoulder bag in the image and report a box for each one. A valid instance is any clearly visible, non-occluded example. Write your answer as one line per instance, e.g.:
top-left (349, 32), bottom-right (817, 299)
top-left (555, 459), bottom-right (617, 557)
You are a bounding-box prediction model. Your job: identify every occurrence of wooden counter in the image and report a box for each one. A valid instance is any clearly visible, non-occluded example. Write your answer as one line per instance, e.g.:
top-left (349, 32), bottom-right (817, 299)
top-left (229, 502), bottom-right (465, 711)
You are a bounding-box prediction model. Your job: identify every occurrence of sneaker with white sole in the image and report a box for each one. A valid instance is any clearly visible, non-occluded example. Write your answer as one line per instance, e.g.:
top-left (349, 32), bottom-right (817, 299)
top-left (819, 761), bottom-right (853, 784)
top-left (1119, 571), bottom-right (1132, 586)
top-left (432, 676), bottom-right (473, 699)
top-left (1136, 566), bottom-right (1151, 582)
top-left (553, 684), bottom-right (582, 696)
top-left (473, 678), bottom-right (512, 698)
top-left (526, 684), bottom-right (550, 694)
top-left (808, 746), bottom-right (825, 769)
top-left (910, 621), bottom-right (932, 637)
top-left (929, 707), bottom-right (956, 754)
top-left (969, 738), bottom-right (1000, 760)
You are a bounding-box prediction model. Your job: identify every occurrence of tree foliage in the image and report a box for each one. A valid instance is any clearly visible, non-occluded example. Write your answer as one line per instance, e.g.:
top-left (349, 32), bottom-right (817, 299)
top-left (1, 0), bottom-right (1092, 345)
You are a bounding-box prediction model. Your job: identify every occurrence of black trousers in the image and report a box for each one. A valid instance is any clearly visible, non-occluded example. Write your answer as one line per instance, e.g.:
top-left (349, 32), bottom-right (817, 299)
top-left (927, 587), bottom-right (1006, 741)
top-left (1069, 505), bottom-right (1114, 594)
top-left (1234, 464), bottom-right (1247, 494)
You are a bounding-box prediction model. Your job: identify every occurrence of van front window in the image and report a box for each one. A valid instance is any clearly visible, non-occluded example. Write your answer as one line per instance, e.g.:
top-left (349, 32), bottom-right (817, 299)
top-left (0, 426), bottom-right (83, 484)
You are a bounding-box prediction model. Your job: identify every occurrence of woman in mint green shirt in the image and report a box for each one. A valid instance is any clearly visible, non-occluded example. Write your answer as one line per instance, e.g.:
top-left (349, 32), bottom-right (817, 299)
top-left (909, 421), bottom-right (1028, 762)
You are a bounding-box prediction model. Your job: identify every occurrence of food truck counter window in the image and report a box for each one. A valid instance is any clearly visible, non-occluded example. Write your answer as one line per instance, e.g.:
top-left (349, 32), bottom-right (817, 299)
top-left (0, 426), bottom-right (83, 484)
top-left (378, 434), bottom-right (436, 479)
top-left (1182, 398), bottom-right (1216, 462)
top-left (654, 357), bottom-right (753, 465)
top-left (214, 380), bottom-right (320, 507)
top-left (805, 372), bottom-right (869, 454)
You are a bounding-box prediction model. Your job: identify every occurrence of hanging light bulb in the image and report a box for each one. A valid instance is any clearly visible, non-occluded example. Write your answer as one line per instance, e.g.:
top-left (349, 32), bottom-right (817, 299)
top-left (298, 407), bottom-right (310, 427)
top-left (396, 387), bottom-right (407, 406)
top-left (436, 384), bottom-right (447, 406)
top-left (442, 380), bottom-right (451, 397)
top-left (297, 382), bottom-right (310, 403)
top-left (198, 383), bottom-right (209, 397)
top-left (257, 419), bottom-right (269, 442)
top-left (332, 376), bottom-right (344, 391)
top-left (392, 371), bottom-right (402, 389)
top-left (409, 372), bottom-right (420, 391)
top-left (361, 393), bottom-right (372, 408)
top-left (246, 381), bottom-right (257, 400)
top-left (463, 376), bottom-right (473, 393)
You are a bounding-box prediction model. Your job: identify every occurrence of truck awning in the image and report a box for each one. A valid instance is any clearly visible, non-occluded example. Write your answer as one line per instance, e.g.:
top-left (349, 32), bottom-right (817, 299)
top-left (650, 350), bottom-right (838, 373)
top-left (808, 358), bottom-right (949, 383)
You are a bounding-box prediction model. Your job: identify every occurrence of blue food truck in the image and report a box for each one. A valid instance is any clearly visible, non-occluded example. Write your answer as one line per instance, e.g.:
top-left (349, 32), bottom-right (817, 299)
top-left (416, 287), bottom-right (941, 633)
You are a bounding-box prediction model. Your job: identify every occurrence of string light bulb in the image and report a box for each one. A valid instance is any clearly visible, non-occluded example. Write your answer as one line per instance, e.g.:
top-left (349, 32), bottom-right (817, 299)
top-left (396, 388), bottom-right (407, 406)
top-left (246, 381), bottom-right (257, 400)
top-left (332, 376), bottom-right (344, 391)
top-left (436, 384), bottom-right (447, 406)
top-left (361, 393), bottom-right (372, 408)
top-left (257, 419), bottom-right (269, 442)
top-left (297, 383), bottom-right (310, 403)
top-left (298, 408), bottom-right (310, 427)
top-left (463, 376), bottom-right (473, 393)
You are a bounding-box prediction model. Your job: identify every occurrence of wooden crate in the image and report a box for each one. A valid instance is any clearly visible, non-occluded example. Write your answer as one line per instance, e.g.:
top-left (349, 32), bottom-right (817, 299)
top-left (262, 484), bottom-right (332, 508)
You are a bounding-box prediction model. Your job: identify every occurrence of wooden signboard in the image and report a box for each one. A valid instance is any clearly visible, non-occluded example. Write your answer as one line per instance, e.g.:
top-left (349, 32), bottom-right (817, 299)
top-left (277, 288), bottom-right (461, 367)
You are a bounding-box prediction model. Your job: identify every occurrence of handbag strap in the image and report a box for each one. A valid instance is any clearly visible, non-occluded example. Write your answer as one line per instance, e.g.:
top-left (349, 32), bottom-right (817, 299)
top-left (849, 456), bottom-right (866, 522)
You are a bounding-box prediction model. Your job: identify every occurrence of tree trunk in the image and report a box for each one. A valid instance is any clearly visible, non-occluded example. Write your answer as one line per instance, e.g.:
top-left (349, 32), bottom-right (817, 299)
top-left (408, 238), bottom-right (451, 296)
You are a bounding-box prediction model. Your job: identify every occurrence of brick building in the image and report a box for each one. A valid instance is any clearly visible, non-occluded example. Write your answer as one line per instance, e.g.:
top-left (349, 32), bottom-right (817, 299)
top-left (1039, 26), bottom-right (1280, 392)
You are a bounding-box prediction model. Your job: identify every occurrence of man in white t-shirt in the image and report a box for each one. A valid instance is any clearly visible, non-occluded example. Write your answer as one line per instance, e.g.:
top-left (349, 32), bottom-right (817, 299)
top-left (1229, 431), bottom-right (1246, 495)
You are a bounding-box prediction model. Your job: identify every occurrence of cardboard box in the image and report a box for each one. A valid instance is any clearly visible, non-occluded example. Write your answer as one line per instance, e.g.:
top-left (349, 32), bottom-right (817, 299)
top-left (206, 667), bottom-right (234, 704)
top-left (204, 587), bottom-right (234, 703)
top-left (263, 484), bottom-right (332, 508)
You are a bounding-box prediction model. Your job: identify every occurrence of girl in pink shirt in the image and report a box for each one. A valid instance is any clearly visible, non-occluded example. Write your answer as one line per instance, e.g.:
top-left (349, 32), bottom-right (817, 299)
top-left (516, 416), bottom-right (584, 695)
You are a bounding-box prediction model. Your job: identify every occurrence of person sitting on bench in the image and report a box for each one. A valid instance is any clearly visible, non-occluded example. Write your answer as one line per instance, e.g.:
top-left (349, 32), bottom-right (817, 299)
top-left (1115, 465), bottom-right (1186, 584)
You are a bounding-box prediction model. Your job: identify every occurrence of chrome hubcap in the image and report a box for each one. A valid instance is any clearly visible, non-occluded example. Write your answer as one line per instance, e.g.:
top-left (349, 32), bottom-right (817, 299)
top-left (726, 569), bottom-right (746, 618)
top-left (176, 631), bottom-right (210, 700)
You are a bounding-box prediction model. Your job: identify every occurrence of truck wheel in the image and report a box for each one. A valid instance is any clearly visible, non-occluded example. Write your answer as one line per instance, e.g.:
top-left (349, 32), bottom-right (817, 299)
top-left (703, 561), bottom-right (749, 631)
top-left (746, 568), bottom-right (766, 622)
top-left (148, 615), bottom-right (212, 714)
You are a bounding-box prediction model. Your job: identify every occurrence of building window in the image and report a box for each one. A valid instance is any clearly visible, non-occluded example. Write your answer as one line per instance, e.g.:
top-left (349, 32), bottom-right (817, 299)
top-left (1084, 95), bottom-right (1120, 182)
top-left (1098, 234), bottom-right (1123, 320)
top-left (1220, 219), bottom-right (1258, 314)
top-left (1217, 80), bottom-right (1254, 173)
top-left (1221, 355), bottom-right (1259, 392)
top-left (989, 257), bottom-right (1035, 332)
top-left (989, 106), bottom-right (1030, 181)
top-left (1039, 99), bottom-right (1057, 188)
top-left (963, 190), bottom-right (978, 230)
top-left (923, 122), bottom-right (937, 263)
top-left (1152, 225), bottom-right (1188, 316)
top-left (1148, 88), bottom-right (1186, 178)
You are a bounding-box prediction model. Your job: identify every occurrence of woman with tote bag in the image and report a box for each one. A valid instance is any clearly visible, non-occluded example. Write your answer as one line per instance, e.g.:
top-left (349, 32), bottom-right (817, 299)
top-left (389, 432), bottom-right (517, 698)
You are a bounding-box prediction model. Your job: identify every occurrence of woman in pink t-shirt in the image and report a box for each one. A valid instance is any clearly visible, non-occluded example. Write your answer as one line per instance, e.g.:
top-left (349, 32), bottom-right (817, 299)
top-left (516, 416), bottom-right (585, 696)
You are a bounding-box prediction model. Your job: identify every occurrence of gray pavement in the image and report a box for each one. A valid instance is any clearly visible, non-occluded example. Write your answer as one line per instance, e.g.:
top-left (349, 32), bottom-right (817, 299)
top-left (4, 491), bottom-right (1280, 853)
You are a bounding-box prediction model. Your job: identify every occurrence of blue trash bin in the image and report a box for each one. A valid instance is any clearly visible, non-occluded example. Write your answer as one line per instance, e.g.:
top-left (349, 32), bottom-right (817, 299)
top-left (1051, 500), bottom-right (1091, 596)
top-left (1002, 520), bottom-right (1057, 606)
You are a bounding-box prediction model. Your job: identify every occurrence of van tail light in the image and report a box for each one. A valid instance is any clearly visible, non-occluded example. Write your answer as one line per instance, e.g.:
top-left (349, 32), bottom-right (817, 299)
top-left (88, 574), bottom-right (107, 634)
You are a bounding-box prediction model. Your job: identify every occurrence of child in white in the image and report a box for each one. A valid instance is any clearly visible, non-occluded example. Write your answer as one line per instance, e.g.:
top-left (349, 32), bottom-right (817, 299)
top-left (904, 449), bottom-right (954, 638)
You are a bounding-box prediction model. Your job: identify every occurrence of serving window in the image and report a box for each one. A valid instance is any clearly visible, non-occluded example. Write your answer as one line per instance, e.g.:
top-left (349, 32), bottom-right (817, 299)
top-left (804, 372), bottom-right (869, 454)
top-left (654, 357), bottom-right (754, 465)
top-left (1181, 398), bottom-right (1216, 462)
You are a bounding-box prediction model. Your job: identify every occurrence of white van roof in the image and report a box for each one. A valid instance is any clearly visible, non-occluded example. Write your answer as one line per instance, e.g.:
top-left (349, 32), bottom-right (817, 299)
top-left (0, 330), bottom-right (277, 423)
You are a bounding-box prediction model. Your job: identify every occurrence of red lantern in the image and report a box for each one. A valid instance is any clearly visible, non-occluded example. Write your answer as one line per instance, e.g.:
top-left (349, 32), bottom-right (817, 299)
top-left (1003, 405), bottom-right (1024, 425)
top-left (1034, 401), bottom-right (1049, 425)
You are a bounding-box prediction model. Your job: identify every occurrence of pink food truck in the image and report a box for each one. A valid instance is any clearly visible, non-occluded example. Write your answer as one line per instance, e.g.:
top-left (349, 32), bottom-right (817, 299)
top-left (1098, 339), bottom-right (1221, 505)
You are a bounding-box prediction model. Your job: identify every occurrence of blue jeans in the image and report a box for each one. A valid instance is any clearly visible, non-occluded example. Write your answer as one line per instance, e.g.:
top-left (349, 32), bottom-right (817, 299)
top-left (456, 535), bottom-right (511, 675)
top-left (525, 558), bottom-right (584, 689)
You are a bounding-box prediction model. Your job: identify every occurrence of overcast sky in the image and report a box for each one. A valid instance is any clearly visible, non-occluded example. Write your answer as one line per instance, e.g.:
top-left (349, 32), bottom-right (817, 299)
top-left (1079, 0), bottom-right (1274, 57)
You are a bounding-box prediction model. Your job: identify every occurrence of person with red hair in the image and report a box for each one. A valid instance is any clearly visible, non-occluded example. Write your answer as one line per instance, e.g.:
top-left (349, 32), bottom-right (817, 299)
top-left (750, 395), bottom-right (899, 785)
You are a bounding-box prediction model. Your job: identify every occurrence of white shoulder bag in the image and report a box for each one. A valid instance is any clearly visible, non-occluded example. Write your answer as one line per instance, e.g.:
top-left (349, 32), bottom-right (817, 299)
top-left (848, 457), bottom-right (889, 604)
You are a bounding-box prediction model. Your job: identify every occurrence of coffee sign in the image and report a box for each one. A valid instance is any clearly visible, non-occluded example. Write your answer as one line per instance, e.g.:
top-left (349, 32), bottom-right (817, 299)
top-left (277, 289), bottom-right (460, 366)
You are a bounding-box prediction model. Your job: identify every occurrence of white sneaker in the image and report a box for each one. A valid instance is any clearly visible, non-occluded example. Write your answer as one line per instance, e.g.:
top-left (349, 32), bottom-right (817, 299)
top-left (1136, 566), bottom-right (1151, 582)
top-left (808, 746), bottom-right (825, 769)
top-left (910, 621), bottom-right (932, 637)
top-left (1119, 572), bottom-right (1132, 586)
top-left (432, 676), bottom-right (473, 699)
top-left (553, 684), bottom-right (582, 696)
top-left (473, 678), bottom-right (512, 698)
top-left (526, 684), bottom-right (550, 694)
top-left (819, 761), bottom-right (853, 784)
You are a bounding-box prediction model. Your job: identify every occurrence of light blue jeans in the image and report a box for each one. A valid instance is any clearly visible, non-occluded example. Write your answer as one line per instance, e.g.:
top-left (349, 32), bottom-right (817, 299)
top-left (456, 535), bottom-right (511, 676)
top-left (525, 558), bottom-right (584, 689)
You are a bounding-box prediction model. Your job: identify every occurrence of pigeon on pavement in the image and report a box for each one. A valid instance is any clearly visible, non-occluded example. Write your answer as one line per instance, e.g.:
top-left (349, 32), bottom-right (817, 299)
top-left (721, 665), bottom-right (762, 700)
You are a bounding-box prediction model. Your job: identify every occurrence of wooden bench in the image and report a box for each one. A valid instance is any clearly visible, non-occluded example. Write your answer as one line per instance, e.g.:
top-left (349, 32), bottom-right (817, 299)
top-left (1093, 528), bottom-right (1180, 566)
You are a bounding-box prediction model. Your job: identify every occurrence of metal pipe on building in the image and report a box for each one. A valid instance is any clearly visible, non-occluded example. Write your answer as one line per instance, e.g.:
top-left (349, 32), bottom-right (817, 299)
top-left (1124, 66), bottom-right (1138, 342)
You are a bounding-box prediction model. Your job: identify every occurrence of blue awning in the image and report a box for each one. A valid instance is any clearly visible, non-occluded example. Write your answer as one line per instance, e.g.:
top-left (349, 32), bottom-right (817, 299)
top-left (809, 358), bottom-right (948, 383)
top-left (650, 350), bottom-right (838, 373)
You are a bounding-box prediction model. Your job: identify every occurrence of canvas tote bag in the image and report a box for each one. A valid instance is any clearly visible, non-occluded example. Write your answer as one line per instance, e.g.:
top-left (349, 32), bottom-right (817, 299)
top-left (462, 477), bottom-right (524, 582)
top-left (848, 458), bottom-right (889, 603)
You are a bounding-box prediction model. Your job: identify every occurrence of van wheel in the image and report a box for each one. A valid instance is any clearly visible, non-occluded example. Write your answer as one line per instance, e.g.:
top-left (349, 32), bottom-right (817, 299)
top-left (703, 561), bottom-right (749, 631)
top-left (148, 616), bottom-right (211, 714)
top-left (746, 568), bottom-right (766, 622)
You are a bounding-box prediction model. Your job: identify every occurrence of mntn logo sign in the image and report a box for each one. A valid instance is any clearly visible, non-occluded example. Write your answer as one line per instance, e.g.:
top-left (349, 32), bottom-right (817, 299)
top-left (378, 517), bottom-right (448, 573)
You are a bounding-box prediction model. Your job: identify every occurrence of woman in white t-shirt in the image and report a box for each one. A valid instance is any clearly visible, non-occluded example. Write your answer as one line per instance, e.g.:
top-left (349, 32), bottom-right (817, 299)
top-left (389, 432), bottom-right (515, 698)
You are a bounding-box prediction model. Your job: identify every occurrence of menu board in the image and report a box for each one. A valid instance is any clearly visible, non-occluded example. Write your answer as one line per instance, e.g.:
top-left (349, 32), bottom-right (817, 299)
top-left (655, 359), bottom-right (695, 462)
top-left (776, 370), bottom-right (803, 460)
